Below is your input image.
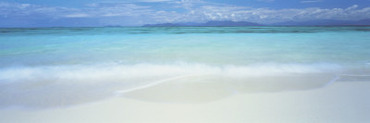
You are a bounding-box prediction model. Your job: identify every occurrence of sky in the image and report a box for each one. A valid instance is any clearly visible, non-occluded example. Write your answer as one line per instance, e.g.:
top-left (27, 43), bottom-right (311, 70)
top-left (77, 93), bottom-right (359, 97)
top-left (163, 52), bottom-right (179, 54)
top-left (0, 0), bottom-right (369, 27)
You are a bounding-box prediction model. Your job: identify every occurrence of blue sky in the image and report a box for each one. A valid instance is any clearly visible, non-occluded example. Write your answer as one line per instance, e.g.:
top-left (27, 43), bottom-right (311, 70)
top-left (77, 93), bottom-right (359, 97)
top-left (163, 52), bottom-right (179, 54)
top-left (0, 0), bottom-right (369, 27)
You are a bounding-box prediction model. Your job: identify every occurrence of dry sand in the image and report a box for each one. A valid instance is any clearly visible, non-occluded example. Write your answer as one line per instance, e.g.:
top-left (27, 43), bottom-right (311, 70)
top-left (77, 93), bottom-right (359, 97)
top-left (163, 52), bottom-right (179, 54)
top-left (1, 79), bottom-right (370, 123)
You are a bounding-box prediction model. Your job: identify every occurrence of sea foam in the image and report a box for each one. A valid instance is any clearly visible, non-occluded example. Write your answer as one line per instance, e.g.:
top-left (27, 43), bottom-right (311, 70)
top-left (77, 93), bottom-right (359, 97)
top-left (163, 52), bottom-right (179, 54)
top-left (0, 62), bottom-right (342, 84)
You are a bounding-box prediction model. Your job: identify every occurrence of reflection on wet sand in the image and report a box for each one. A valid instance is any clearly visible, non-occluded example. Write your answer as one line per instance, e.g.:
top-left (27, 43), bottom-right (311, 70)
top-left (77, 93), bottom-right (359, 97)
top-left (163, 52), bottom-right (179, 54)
top-left (2, 72), bottom-right (368, 109)
top-left (121, 74), bottom-right (337, 103)
top-left (0, 74), bottom-right (338, 109)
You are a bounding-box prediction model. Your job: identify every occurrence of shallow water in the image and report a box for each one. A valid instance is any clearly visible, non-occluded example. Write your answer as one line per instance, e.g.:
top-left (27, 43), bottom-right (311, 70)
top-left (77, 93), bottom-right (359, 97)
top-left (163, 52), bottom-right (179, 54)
top-left (0, 26), bottom-right (369, 108)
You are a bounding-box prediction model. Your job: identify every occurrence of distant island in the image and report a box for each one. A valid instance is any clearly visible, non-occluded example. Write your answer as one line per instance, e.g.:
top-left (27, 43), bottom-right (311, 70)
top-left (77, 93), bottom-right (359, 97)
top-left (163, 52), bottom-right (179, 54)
top-left (274, 19), bottom-right (370, 26)
top-left (143, 21), bottom-right (262, 27)
top-left (143, 19), bottom-right (370, 27)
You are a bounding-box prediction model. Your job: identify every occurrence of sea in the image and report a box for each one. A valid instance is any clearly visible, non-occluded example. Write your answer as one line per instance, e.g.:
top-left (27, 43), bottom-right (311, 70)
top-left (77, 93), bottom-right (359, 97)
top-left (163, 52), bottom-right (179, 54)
top-left (0, 26), bottom-right (369, 108)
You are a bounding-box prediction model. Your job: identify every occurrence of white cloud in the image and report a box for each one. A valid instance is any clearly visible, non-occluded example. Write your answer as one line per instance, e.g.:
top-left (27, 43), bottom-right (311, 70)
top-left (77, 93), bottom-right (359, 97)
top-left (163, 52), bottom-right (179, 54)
top-left (257, 0), bottom-right (275, 2)
top-left (64, 13), bottom-right (90, 18)
top-left (170, 0), bottom-right (206, 10)
top-left (301, 0), bottom-right (322, 3)
top-left (0, 2), bottom-right (79, 18)
top-left (0, 2), bottom-right (153, 18)
top-left (137, 0), bottom-right (173, 2)
top-left (164, 4), bottom-right (370, 24)
top-left (1, 1), bottom-right (369, 25)
top-left (83, 3), bottom-right (152, 17)
top-left (346, 4), bottom-right (358, 10)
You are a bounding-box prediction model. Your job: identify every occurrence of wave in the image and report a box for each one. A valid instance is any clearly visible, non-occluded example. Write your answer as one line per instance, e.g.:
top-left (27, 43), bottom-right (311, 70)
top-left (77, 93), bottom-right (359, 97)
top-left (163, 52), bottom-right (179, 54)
top-left (0, 62), bottom-right (342, 84)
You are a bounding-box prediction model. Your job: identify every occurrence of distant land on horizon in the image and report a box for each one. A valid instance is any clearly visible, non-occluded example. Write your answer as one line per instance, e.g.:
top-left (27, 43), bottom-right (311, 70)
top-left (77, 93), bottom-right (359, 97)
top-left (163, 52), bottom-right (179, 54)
top-left (143, 21), bottom-right (262, 27)
top-left (143, 19), bottom-right (370, 27)
top-left (1, 19), bottom-right (369, 28)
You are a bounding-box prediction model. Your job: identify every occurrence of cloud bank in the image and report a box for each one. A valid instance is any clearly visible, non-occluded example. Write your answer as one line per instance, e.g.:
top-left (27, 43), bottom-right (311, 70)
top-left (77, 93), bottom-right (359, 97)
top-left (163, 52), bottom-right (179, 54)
top-left (0, 1), bottom-right (369, 26)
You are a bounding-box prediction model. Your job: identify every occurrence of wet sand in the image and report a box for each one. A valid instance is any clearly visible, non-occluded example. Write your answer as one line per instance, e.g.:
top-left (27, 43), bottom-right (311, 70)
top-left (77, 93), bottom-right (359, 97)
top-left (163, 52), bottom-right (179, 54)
top-left (1, 79), bottom-right (370, 123)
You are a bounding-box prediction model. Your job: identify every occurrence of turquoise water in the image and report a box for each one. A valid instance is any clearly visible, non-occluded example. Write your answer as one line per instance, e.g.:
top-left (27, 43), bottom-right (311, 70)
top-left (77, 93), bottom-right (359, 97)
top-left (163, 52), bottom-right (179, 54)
top-left (1, 27), bottom-right (369, 66)
top-left (0, 27), bottom-right (369, 107)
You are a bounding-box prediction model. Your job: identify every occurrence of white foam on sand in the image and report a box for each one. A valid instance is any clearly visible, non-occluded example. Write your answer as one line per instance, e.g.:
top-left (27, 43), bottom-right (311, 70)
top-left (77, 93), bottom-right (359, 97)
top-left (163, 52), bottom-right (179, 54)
top-left (0, 62), bottom-right (342, 84)
top-left (0, 62), bottom-right (344, 108)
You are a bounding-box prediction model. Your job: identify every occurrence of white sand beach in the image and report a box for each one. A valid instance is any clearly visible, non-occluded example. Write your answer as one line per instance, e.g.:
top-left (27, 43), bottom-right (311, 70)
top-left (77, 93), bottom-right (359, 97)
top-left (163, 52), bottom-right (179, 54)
top-left (1, 26), bottom-right (369, 123)
top-left (1, 79), bottom-right (369, 123)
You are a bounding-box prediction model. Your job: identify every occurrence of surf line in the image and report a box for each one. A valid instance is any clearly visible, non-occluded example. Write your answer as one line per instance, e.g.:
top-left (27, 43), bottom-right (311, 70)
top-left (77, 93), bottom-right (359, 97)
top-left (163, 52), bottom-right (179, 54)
top-left (114, 74), bottom-right (197, 95)
top-left (325, 73), bottom-right (370, 86)
top-left (324, 75), bottom-right (341, 86)
top-left (340, 74), bottom-right (370, 77)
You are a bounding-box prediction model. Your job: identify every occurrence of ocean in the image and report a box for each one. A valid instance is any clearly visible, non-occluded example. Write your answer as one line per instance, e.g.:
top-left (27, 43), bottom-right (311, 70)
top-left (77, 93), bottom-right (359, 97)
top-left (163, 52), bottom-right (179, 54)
top-left (0, 26), bottom-right (369, 108)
